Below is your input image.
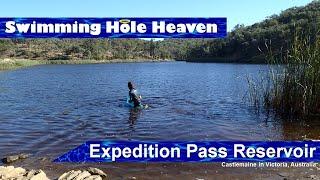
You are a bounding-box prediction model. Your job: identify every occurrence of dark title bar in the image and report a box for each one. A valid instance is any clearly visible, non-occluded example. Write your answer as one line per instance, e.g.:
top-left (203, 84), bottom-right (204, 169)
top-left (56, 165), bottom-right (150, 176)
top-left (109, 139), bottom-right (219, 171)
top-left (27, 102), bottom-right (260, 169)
top-left (54, 141), bottom-right (320, 162)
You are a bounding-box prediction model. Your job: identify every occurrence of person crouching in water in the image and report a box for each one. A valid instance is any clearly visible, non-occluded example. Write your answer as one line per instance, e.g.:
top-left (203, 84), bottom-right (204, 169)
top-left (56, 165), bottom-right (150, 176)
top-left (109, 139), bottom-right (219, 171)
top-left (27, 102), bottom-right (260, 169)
top-left (128, 82), bottom-right (142, 108)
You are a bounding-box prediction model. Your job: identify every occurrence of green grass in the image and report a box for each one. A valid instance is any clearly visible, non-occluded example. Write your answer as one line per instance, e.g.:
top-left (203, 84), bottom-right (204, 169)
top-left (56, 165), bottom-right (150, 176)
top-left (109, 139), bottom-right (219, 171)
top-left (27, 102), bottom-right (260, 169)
top-left (43, 59), bottom-right (171, 65)
top-left (0, 59), bottom-right (42, 71)
top-left (0, 58), bottom-right (173, 71)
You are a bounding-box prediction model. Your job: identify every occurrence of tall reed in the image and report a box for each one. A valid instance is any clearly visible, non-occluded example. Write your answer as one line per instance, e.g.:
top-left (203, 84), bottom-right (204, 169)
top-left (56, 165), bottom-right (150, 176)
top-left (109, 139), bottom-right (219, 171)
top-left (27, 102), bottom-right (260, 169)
top-left (248, 30), bottom-right (320, 119)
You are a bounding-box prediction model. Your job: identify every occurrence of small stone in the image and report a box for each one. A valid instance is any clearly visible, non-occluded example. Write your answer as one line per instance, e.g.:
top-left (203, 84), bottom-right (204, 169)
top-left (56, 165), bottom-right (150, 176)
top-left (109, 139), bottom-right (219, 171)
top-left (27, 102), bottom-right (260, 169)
top-left (58, 171), bottom-right (72, 180)
top-left (26, 169), bottom-right (38, 178)
top-left (29, 170), bottom-right (49, 180)
top-left (277, 172), bottom-right (290, 177)
top-left (74, 171), bottom-right (91, 180)
top-left (59, 170), bottom-right (79, 180)
top-left (84, 175), bottom-right (102, 180)
top-left (87, 167), bottom-right (107, 177)
top-left (59, 169), bottom-right (106, 180)
top-left (26, 169), bottom-right (49, 180)
top-left (66, 170), bottom-right (82, 180)
top-left (39, 157), bottom-right (49, 161)
top-left (307, 175), bottom-right (319, 179)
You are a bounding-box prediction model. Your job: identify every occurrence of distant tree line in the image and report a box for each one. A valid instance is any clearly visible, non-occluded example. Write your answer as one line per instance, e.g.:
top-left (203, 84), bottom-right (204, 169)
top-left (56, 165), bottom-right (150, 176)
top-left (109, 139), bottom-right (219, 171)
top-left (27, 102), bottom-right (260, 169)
top-left (185, 0), bottom-right (320, 63)
top-left (0, 38), bottom-right (186, 61)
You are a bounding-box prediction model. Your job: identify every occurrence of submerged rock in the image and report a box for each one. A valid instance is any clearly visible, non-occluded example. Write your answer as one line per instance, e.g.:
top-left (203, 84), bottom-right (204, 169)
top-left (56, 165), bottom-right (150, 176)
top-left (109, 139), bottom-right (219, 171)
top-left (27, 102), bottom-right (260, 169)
top-left (2, 153), bottom-right (30, 164)
top-left (1, 155), bottom-right (20, 164)
top-left (58, 168), bottom-right (107, 180)
top-left (0, 166), bottom-right (49, 180)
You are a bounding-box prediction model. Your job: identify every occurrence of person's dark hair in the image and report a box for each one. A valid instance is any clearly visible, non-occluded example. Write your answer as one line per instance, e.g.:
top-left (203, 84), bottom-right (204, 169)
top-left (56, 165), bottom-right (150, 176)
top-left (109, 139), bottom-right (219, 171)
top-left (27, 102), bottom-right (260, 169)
top-left (128, 82), bottom-right (134, 90)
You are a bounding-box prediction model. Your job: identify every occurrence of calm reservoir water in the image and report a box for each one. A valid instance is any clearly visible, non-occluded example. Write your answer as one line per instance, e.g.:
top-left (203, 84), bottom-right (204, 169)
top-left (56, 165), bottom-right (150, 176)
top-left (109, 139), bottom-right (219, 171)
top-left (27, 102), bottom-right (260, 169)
top-left (0, 62), bottom-right (317, 157)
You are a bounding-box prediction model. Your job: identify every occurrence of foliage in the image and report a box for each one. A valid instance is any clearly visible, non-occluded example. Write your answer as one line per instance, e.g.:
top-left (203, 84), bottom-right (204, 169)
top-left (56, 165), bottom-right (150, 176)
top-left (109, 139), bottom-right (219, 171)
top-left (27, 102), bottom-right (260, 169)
top-left (185, 0), bottom-right (320, 63)
top-left (247, 29), bottom-right (320, 118)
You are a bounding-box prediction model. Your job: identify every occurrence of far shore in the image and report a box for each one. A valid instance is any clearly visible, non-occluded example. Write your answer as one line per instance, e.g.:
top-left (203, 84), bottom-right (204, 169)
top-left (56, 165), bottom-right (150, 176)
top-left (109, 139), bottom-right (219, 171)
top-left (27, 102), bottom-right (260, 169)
top-left (0, 58), bottom-right (175, 71)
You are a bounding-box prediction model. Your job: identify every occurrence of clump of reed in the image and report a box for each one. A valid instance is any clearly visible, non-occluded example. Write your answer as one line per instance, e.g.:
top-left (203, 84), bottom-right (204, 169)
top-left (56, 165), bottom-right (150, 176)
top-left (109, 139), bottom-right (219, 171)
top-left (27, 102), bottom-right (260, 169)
top-left (248, 30), bottom-right (320, 119)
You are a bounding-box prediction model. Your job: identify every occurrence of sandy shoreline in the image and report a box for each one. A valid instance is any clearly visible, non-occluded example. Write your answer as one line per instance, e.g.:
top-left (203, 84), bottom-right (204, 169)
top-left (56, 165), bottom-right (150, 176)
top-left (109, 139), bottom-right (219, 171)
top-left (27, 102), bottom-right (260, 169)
top-left (1, 155), bottom-right (320, 179)
top-left (0, 58), bottom-right (175, 71)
